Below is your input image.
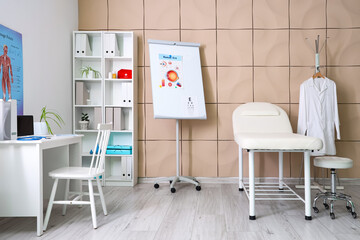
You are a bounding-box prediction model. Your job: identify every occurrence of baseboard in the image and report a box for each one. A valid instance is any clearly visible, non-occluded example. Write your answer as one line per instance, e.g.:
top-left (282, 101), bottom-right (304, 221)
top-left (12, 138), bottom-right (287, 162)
top-left (138, 177), bottom-right (360, 185)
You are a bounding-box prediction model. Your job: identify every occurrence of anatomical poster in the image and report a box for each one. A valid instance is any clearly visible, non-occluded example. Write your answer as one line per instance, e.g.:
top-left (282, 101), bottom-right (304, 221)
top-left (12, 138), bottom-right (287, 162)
top-left (0, 24), bottom-right (23, 115)
top-left (158, 54), bottom-right (183, 89)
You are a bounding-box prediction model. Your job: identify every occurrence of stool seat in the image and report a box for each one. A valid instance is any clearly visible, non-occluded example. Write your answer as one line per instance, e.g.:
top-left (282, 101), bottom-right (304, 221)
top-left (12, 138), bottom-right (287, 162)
top-left (314, 156), bottom-right (353, 169)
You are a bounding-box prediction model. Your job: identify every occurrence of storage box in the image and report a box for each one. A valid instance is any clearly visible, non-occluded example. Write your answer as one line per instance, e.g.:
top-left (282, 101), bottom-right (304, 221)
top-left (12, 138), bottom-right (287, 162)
top-left (118, 69), bottom-right (132, 79)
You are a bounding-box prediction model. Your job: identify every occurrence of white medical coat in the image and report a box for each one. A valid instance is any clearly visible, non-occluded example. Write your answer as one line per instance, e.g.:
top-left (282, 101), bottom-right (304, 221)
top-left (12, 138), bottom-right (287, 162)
top-left (297, 77), bottom-right (340, 156)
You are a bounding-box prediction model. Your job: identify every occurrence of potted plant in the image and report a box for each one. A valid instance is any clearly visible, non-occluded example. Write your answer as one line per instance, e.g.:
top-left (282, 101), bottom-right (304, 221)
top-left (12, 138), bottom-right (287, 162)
top-left (34, 106), bottom-right (65, 135)
top-left (79, 113), bottom-right (89, 130)
top-left (81, 66), bottom-right (101, 79)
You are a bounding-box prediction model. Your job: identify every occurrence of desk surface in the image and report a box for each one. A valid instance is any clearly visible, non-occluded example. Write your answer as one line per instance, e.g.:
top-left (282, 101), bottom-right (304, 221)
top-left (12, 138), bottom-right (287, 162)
top-left (0, 134), bottom-right (83, 149)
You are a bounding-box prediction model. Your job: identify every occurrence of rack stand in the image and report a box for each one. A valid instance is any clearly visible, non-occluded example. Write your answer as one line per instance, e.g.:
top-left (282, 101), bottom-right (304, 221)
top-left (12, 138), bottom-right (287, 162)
top-left (153, 120), bottom-right (201, 193)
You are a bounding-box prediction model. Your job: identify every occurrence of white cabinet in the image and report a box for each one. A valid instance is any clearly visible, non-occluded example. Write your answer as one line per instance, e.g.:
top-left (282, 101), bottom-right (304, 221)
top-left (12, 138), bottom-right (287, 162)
top-left (73, 31), bottom-right (138, 186)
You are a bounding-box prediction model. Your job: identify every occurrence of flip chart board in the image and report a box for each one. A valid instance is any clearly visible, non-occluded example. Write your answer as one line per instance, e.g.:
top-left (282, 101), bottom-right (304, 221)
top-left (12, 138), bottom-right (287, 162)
top-left (148, 39), bottom-right (206, 119)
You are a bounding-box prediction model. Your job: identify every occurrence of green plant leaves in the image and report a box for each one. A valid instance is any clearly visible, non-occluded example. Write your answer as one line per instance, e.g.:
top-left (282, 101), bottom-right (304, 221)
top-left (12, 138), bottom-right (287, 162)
top-left (40, 106), bottom-right (65, 135)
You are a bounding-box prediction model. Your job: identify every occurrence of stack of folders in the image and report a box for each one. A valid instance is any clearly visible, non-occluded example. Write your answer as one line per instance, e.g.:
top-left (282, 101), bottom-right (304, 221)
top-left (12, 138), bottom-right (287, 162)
top-left (106, 145), bottom-right (132, 155)
top-left (75, 34), bottom-right (92, 56)
top-left (121, 82), bottom-right (133, 107)
top-left (75, 82), bottom-right (89, 105)
top-left (106, 107), bottom-right (122, 130)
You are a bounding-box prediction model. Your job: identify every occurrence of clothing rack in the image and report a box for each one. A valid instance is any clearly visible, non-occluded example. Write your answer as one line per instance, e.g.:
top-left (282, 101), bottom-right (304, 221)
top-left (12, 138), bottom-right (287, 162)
top-left (305, 35), bottom-right (327, 74)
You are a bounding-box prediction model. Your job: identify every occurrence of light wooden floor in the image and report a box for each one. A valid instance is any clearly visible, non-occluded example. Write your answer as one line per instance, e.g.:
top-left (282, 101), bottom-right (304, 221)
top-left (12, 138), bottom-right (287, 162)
top-left (1, 183), bottom-right (360, 240)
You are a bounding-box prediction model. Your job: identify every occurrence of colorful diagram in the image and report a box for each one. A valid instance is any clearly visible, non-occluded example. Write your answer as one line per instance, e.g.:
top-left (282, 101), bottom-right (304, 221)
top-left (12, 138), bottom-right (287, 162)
top-left (167, 70), bottom-right (179, 82)
top-left (158, 54), bottom-right (183, 89)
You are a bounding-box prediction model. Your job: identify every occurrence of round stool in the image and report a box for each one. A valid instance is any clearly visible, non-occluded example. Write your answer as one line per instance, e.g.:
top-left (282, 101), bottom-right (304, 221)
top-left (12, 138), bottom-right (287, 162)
top-left (313, 156), bottom-right (356, 219)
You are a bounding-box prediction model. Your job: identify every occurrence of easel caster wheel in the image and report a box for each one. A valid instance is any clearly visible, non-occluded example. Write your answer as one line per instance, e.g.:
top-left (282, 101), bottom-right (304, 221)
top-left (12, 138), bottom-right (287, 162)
top-left (154, 183), bottom-right (159, 189)
top-left (352, 212), bottom-right (357, 219)
top-left (330, 212), bottom-right (335, 219)
top-left (323, 203), bottom-right (329, 210)
top-left (313, 207), bottom-right (319, 213)
top-left (196, 186), bottom-right (201, 191)
top-left (171, 188), bottom-right (176, 193)
top-left (346, 206), bottom-right (352, 212)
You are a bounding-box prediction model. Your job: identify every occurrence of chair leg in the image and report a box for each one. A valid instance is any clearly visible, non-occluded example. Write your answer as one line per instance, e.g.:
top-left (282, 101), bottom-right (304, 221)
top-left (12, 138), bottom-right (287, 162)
top-left (88, 179), bottom-right (97, 229)
top-left (43, 178), bottom-right (59, 231)
top-left (96, 177), bottom-right (107, 216)
top-left (62, 179), bottom-right (70, 216)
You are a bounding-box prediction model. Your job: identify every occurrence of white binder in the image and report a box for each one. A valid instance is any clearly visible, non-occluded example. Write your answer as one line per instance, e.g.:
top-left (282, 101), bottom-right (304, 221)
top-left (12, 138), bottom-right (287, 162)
top-left (121, 157), bottom-right (127, 180)
top-left (75, 34), bottom-right (92, 56)
top-left (126, 82), bottom-right (133, 107)
top-left (120, 83), bottom-right (127, 107)
top-left (126, 157), bottom-right (132, 180)
top-left (104, 33), bottom-right (119, 57)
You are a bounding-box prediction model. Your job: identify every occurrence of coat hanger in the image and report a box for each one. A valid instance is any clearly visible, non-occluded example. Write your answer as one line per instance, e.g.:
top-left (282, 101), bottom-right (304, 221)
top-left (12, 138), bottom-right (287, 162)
top-left (313, 70), bottom-right (325, 79)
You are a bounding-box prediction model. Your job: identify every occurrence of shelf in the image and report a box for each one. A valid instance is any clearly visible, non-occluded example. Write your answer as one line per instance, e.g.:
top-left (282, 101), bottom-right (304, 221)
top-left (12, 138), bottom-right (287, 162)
top-left (105, 56), bottom-right (132, 61)
top-left (105, 78), bottom-right (132, 82)
top-left (75, 78), bottom-right (102, 82)
top-left (105, 105), bottom-right (132, 108)
top-left (75, 105), bottom-right (102, 108)
top-left (111, 130), bottom-right (132, 133)
top-left (75, 56), bottom-right (101, 60)
top-left (75, 130), bottom-right (98, 133)
top-left (106, 176), bottom-right (132, 182)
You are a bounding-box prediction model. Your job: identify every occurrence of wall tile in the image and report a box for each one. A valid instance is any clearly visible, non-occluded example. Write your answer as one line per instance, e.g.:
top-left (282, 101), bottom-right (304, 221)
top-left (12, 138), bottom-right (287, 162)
top-left (181, 30), bottom-right (216, 66)
top-left (290, 0), bottom-right (326, 28)
top-left (218, 141), bottom-right (290, 177)
top-left (336, 142), bottom-right (360, 178)
top-left (108, 0), bottom-right (143, 30)
top-left (290, 153), bottom-right (317, 178)
top-left (338, 104), bottom-right (360, 141)
top-left (134, 30), bottom-right (145, 66)
top-left (182, 104), bottom-right (217, 140)
top-left (327, 0), bottom-right (360, 28)
top-left (182, 141), bottom-right (217, 177)
top-left (138, 141), bottom-right (146, 177)
top-left (138, 104), bottom-right (145, 140)
top-left (254, 30), bottom-right (289, 66)
top-left (327, 67), bottom-right (360, 104)
top-left (290, 29), bottom-right (326, 67)
top-left (202, 67), bottom-right (217, 103)
top-left (289, 67), bottom-right (314, 103)
top-left (217, 0), bottom-right (252, 29)
top-left (253, 0), bottom-right (288, 29)
top-left (254, 67), bottom-right (289, 103)
top-left (144, 30), bottom-right (180, 66)
top-left (327, 29), bottom-right (360, 66)
top-left (181, 0), bottom-right (216, 29)
top-left (78, 0), bottom-right (107, 30)
top-left (217, 30), bottom-right (252, 66)
top-left (138, 67), bottom-right (145, 103)
top-left (218, 67), bottom-right (253, 103)
top-left (146, 141), bottom-right (176, 177)
top-left (218, 104), bottom-right (240, 140)
top-left (289, 104), bottom-right (299, 133)
top-left (145, 104), bottom-right (176, 140)
top-left (145, 0), bottom-right (179, 29)
top-left (144, 67), bottom-right (152, 103)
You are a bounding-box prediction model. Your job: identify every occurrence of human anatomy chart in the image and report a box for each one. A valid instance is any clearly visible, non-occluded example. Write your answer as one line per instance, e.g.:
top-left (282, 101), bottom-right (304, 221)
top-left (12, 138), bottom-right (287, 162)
top-left (158, 54), bottom-right (183, 89)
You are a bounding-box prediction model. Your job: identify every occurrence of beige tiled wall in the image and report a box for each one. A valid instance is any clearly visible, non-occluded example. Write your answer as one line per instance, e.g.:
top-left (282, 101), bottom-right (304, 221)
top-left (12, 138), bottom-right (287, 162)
top-left (79, 0), bottom-right (360, 178)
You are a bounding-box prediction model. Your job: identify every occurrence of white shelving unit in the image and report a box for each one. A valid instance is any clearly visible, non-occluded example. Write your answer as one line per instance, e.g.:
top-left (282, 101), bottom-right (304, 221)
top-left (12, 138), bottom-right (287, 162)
top-left (73, 31), bottom-right (138, 187)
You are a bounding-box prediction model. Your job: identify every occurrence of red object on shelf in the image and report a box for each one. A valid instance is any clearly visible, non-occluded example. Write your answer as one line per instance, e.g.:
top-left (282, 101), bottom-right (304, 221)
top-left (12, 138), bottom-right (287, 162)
top-left (118, 69), bottom-right (132, 79)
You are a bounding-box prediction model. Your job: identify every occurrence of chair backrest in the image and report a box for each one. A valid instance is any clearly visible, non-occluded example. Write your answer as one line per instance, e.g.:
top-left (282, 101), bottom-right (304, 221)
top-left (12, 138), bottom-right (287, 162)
top-left (89, 123), bottom-right (112, 175)
top-left (232, 102), bottom-right (293, 135)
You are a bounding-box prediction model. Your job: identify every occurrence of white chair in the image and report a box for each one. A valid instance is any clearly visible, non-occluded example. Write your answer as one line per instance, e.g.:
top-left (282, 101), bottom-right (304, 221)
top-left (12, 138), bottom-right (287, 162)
top-left (313, 156), bottom-right (357, 219)
top-left (43, 123), bottom-right (111, 231)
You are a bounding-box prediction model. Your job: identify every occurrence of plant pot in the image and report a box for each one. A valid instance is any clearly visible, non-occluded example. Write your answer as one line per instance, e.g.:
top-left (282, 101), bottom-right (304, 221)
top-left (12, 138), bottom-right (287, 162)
top-left (79, 121), bottom-right (89, 130)
top-left (34, 122), bottom-right (49, 135)
top-left (87, 71), bottom-right (94, 79)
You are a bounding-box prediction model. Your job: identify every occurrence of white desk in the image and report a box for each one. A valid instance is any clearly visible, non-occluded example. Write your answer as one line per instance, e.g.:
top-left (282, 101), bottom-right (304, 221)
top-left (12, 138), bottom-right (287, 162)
top-left (0, 135), bottom-right (82, 236)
